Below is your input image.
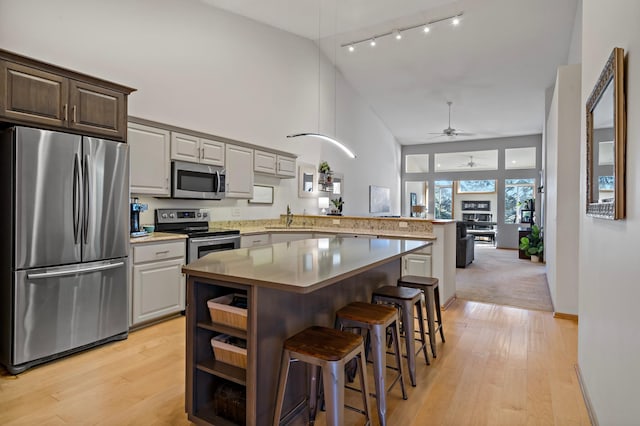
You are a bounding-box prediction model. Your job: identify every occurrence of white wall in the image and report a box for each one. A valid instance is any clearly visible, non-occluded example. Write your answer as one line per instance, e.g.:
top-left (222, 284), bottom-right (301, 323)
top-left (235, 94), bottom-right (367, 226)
top-left (579, 1), bottom-right (640, 423)
top-left (545, 64), bottom-right (581, 315)
top-left (0, 0), bottom-right (400, 222)
top-left (567, 0), bottom-right (583, 65)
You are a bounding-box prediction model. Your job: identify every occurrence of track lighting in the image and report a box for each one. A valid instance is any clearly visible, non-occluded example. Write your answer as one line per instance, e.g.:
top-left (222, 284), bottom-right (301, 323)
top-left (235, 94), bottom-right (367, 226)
top-left (341, 12), bottom-right (463, 51)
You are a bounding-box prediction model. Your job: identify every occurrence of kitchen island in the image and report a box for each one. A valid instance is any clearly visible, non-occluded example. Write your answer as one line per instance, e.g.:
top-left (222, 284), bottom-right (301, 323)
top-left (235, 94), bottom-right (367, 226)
top-left (182, 236), bottom-right (431, 425)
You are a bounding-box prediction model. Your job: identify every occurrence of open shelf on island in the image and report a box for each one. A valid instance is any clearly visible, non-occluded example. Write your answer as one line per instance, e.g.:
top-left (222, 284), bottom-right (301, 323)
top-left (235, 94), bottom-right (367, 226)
top-left (197, 320), bottom-right (248, 340)
top-left (197, 358), bottom-right (246, 386)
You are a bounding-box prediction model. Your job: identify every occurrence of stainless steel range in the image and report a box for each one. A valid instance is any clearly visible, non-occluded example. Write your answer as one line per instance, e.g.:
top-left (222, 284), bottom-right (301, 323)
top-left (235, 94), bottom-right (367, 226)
top-left (154, 208), bottom-right (240, 263)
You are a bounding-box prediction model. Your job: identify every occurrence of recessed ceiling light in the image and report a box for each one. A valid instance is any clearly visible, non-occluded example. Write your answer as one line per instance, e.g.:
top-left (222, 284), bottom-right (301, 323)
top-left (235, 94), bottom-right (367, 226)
top-left (394, 29), bottom-right (402, 40)
top-left (348, 44), bottom-right (355, 52)
top-left (370, 38), bottom-right (376, 47)
top-left (423, 25), bottom-right (430, 33)
top-left (452, 17), bottom-right (460, 26)
top-left (512, 160), bottom-right (517, 164)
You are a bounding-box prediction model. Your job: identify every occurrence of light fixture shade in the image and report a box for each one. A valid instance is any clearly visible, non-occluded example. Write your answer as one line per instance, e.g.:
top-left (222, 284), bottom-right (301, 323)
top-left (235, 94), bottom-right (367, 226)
top-left (287, 133), bottom-right (356, 158)
top-left (318, 197), bottom-right (330, 209)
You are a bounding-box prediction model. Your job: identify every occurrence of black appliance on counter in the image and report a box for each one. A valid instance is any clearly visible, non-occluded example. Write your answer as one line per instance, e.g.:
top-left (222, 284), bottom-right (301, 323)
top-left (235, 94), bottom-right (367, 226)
top-left (154, 208), bottom-right (240, 263)
top-left (130, 198), bottom-right (148, 236)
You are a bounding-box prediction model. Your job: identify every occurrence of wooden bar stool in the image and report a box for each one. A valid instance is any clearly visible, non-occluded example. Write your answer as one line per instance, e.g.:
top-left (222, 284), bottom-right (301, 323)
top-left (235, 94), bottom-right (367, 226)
top-left (371, 285), bottom-right (429, 387)
top-left (273, 326), bottom-right (371, 426)
top-left (398, 275), bottom-right (445, 358)
top-left (335, 301), bottom-right (407, 426)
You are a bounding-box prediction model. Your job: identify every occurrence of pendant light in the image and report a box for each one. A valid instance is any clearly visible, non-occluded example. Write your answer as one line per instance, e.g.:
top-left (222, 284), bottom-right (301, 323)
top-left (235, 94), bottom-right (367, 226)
top-left (287, 0), bottom-right (356, 159)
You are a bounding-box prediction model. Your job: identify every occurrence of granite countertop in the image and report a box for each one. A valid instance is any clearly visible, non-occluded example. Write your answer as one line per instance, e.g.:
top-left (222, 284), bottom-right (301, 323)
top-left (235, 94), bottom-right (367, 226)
top-left (237, 226), bottom-right (436, 240)
top-left (129, 232), bottom-right (188, 244)
top-left (182, 237), bottom-right (432, 293)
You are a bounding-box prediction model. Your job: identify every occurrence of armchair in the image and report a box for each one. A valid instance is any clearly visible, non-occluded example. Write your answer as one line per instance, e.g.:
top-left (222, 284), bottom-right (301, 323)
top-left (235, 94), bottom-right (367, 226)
top-left (456, 221), bottom-right (475, 268)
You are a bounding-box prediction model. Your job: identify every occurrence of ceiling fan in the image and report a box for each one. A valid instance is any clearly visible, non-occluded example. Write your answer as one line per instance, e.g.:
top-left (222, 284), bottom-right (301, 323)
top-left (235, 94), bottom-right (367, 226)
top-left (459, 155), bottom-right (478, 168)
top-left (428, 101), bottom-right (476, 138)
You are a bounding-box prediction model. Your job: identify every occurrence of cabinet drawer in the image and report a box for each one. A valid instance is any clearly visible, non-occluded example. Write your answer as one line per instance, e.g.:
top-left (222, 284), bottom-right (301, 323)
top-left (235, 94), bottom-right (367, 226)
top-left (133, 241), bottom-right (186, 264)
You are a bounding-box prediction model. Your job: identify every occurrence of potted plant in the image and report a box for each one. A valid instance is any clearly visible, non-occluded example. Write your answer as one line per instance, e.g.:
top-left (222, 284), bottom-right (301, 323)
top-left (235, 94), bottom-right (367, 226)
top-left (318, 161), bottom-right (331, 174)
top-left (330, 197), bottom-right (344, 215)
top-left (519, 224), bottom-right (543, 262)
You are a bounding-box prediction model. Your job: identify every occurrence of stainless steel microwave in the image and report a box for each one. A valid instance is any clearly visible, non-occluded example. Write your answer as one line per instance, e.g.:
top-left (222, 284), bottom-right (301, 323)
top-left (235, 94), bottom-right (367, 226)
top-left (171, 161), bottom-right (226, 199)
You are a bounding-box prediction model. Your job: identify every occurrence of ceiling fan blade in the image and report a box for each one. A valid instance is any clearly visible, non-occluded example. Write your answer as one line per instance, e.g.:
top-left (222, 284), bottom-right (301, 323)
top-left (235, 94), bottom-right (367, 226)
top-left (453, 132), bottom-right (476, 136)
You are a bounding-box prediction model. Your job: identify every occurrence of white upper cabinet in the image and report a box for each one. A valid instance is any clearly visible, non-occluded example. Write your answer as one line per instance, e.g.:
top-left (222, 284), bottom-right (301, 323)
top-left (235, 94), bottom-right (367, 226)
top-left (276, 155), bottom-right (296, 178)
top-left (254, 150), bottom-right (295, 178)
top-left (128, 122), bottom-right (171, 196)
top-left (200, 138), bottom-right (225, 166)
top-left (254, 150), bottom-right (277, 174)
top-left (171, 132), bottom-right (224, 165)
top-left (226, 144), bottom-right (254, 198)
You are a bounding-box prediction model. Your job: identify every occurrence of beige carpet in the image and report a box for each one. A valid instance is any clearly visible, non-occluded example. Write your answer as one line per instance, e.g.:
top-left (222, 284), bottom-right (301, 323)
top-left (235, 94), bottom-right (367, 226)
top-left (455, 245), bottom-right (553, 311)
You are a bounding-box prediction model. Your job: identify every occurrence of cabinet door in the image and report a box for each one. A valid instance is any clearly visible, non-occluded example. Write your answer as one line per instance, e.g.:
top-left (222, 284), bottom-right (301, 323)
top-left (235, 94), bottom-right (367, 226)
top-left (128, 123), bottom-right (171, 196)
top-left (270, 233), bottom-right (313, 243)
top-left (200, 138), bottom-right (225, 166)
top-left (132, 257), bottom-right (185, 325)
top-left (276, 155), bottom-right (296, 177)
top-left (254, 150), bottom-right (276, 174)
top-left (241, 233), bottom-right (271, 248)
top-left (171, 132), bottom-right (200, 162)
top-left (225, 144), bottom-right (254, 198)
top-left (402, 253), bottom-right (432, 277)
top-left (69, 80), bottom-right (126, 140)
top-left (0, 60), bottom-right (69, 128)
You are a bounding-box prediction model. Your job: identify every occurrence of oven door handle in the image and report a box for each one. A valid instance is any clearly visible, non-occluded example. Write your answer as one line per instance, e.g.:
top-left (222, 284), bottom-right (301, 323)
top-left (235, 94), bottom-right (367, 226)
top-left (189, 235), bottom-right (240, 244)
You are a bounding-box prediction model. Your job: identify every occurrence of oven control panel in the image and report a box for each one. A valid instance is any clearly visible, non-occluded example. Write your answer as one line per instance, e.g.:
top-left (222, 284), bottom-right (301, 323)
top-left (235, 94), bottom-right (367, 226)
top-left (155, 208), bottom-right (209, 224)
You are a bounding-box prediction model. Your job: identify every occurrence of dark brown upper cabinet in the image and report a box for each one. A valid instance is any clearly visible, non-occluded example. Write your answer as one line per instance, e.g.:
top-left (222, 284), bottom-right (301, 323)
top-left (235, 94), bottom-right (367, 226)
top-left (0, 49), bottom-right (135, 141)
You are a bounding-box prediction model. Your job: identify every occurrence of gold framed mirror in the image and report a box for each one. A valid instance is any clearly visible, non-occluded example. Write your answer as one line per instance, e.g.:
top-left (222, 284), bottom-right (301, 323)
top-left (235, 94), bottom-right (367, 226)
top-left (586, 47), bottom-right (626, 219)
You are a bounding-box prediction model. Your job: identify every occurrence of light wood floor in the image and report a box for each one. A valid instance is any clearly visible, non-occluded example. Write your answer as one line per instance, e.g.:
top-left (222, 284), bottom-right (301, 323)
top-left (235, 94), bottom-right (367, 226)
top-left (0, 299), bottom-right (590, 425)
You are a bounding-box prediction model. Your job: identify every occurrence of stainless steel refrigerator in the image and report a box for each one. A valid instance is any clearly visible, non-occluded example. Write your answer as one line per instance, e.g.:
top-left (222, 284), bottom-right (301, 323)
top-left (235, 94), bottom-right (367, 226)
top-left (0, 127), bottom-right (129, 374)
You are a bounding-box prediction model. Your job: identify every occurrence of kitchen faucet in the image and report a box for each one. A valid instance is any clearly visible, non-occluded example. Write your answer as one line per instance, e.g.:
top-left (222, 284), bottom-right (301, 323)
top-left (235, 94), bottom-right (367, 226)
top-left (286, 205), bottom-right (293, 228)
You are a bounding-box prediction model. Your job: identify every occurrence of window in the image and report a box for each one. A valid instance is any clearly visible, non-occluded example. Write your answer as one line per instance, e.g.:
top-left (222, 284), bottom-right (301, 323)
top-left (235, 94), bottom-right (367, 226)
top-left (434, 180), bottom-right (453, 219)
top-left (405, 154), bottom-right (429, 173)
top-left (504, 179), bottom-right (535, 223)
top-left (505, 147), bottom-right (536, 169)
top-left (405, 181), bottom-right (428, 217)
top-left (457, 180), bottom-right (496, 193)
top-left (434, 150), bottom-right (498, 172)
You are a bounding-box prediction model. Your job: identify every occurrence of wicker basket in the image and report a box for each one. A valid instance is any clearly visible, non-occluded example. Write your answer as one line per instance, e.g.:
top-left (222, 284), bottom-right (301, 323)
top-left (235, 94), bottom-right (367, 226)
top-left (211, 335), bottom-right (247, 369)
top-left (207, 294), bottom-right (247, 330)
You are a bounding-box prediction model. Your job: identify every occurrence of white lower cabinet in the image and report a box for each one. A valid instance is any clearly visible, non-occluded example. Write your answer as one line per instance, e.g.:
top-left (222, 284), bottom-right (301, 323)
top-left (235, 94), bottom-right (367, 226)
top-left (402, 247), bottom-right (432, 277)
top-left (270, 233), bottom-right (313, 243)
top-left (131, 240), bottom-right (186, 326)
top-left (241, 233), bottom-right (271, 248)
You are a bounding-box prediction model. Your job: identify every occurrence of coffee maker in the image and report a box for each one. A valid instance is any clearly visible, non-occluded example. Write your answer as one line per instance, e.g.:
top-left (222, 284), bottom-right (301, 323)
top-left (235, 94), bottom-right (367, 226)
top-left (130, 197), bottom-right (148, 236)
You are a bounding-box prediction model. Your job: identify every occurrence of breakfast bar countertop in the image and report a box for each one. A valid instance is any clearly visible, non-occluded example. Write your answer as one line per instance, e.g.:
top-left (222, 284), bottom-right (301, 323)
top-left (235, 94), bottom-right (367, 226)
top-left (182, 237), bottom-right (431, 294)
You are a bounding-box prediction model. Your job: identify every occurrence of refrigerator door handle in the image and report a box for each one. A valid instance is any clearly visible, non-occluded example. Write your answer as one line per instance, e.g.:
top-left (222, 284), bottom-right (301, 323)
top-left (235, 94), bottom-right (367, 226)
top-left (83, 154), bottom-right (90, 245)
top-left (73, 154), bottom-right (81, 244)
top-left (26, 261), bottom-right (125, 280)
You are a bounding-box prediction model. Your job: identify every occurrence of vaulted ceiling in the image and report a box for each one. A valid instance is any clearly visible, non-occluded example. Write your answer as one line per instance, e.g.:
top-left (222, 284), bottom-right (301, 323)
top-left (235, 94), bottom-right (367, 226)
top-left (201, 0), bottom-right (579, 145)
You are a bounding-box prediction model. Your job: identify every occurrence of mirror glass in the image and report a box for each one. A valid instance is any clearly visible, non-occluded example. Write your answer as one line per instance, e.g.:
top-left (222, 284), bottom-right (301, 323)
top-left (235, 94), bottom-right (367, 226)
top-left (591, 81), bottom-right (614, 203)
top-left (298, 163), bottom-right (317, 198)
top-left (586, 47), bottom-right (625, 219)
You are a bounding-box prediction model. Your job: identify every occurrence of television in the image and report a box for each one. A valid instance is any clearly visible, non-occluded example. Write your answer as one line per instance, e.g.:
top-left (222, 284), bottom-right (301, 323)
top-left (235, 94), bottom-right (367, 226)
top-left (369, 185), bottom-right (391, 214)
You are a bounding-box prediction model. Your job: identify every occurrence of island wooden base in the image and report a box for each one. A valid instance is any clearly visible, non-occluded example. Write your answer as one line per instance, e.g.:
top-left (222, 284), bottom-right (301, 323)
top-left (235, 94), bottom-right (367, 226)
top-left (186, 259), bottom-right (401, 425)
